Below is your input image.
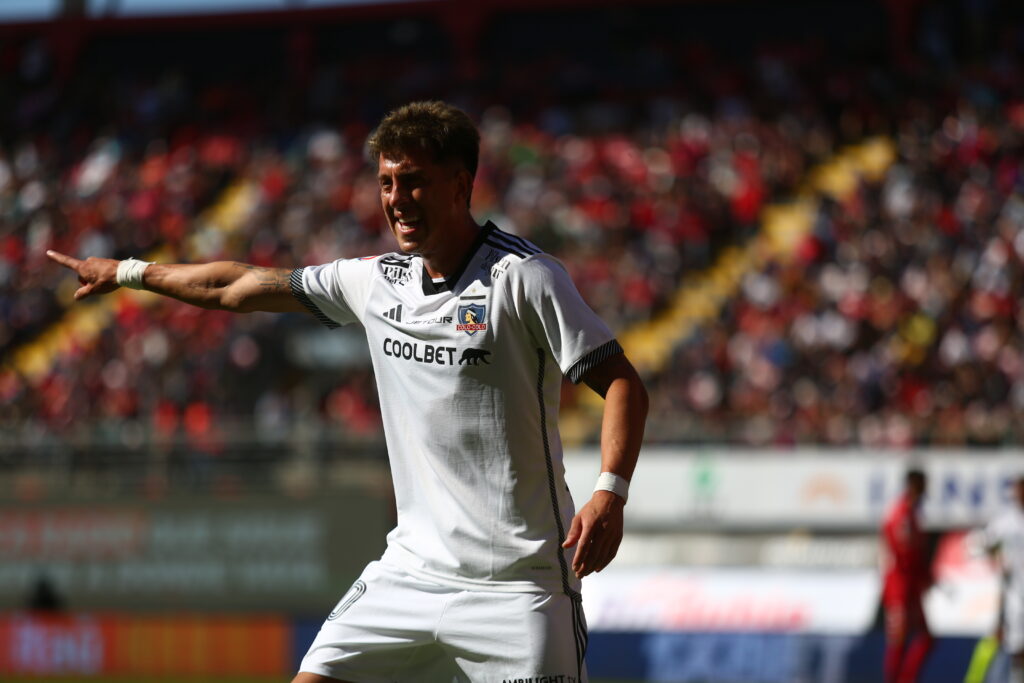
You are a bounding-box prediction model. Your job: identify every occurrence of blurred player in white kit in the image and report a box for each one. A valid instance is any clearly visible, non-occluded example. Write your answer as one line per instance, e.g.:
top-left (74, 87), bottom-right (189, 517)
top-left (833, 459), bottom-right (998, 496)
top-left (978, 476), bottom-right (1024, 683)
top-left (47, 101), bottom-right (649, 683)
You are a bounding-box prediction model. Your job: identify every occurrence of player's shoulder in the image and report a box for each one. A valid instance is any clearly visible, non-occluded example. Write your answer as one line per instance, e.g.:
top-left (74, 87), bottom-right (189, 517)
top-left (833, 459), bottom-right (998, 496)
top-left (985, 511), bottom-right (1011, 541)
top-left (480, 224), bottom-right (569, 281)
top-left (377, 252), bottom-right (415, 268)
top-left (481, 224), bottom-right (545, 263)
top-left (311, 252), bottom-right (411, 268)
top-left (352, 251), bottom-right (416, 287)
top-left (995, 507), bottom-right (1024, 531)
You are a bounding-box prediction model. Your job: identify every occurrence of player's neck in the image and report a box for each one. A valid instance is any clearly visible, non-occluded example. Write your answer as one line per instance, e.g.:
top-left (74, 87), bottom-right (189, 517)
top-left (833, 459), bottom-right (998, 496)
top-left (421, 216), bottom-right (482, 280)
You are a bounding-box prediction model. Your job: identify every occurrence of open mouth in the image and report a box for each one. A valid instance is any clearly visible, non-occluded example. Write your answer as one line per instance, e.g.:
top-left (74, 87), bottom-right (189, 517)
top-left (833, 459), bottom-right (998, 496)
top-left (396, 217), bottom-right (423, 234)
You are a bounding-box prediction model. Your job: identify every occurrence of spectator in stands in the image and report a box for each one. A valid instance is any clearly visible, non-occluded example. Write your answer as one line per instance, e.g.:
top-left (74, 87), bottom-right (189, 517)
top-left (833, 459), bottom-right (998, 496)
top-left (4, 3), bottom-right (1024, 468)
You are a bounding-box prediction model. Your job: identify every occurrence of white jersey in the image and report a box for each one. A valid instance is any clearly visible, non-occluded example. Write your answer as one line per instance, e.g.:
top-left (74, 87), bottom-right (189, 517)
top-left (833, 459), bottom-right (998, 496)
top-left (983, 506), bottom-right (1024, 595)
top-left (984, 505), bottom-right (1024, 629)
top-left (291, 221), bottom-right (621, 597)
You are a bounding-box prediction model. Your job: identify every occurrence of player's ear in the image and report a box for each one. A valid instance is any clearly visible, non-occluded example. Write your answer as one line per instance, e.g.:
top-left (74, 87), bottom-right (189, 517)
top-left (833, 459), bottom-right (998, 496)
top-left (454, 168), bottom-right (473, 208)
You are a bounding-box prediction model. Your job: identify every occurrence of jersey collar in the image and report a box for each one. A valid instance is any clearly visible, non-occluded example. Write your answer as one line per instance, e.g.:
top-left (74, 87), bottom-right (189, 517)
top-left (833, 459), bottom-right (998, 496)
top-left (420, 221), bottom-right (496, 296)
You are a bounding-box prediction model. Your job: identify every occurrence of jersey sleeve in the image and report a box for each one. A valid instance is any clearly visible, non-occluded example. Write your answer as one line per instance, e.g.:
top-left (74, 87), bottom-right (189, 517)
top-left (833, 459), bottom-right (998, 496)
top-left (507, 254), bottom-right (623, 383)
top-left (981, 514), bottom-right (1007, 553)
top-left (290, 257), bottom-right (376, 327)
top-left (965, 526), bottom-right (995, 558)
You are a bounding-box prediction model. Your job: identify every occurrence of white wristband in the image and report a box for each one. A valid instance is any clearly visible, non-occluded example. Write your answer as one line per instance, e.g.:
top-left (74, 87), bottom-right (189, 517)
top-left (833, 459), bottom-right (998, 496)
top-left (116, 258), bottom-right (153, 290)
top-left (594, 472), bottom-right (629, 503)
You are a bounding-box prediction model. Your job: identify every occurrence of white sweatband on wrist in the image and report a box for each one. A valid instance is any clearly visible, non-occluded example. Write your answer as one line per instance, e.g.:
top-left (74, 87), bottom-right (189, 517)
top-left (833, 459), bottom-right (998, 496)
top-left (116, 257), bottom-right (153, 290)
top-left (594, 472), bottom-right (629, 502)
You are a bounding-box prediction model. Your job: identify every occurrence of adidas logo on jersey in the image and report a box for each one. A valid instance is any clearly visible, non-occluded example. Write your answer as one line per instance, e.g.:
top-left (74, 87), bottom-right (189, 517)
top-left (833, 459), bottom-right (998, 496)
top-left (382, 306), bottom-right (454, 326)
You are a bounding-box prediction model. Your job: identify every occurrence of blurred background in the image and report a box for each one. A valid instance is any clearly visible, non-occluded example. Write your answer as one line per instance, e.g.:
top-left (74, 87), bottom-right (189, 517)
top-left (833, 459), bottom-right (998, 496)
top-left (0, 0), bottom-right (1023, 681)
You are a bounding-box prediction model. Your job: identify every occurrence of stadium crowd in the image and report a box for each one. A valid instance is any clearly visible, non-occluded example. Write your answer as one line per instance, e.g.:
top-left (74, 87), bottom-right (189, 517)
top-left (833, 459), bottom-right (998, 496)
top-left (0, 20), bottom-right (829, 448)
top-left (0, 2), bottom-right (1022, 470)
top-left (647, 60), bottom-right (1024, 446)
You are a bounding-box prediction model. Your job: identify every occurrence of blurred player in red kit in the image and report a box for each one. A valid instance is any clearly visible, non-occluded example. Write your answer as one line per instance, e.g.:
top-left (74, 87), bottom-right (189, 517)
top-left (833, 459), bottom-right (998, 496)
top-left (881, 468), bottom-right (934, 683)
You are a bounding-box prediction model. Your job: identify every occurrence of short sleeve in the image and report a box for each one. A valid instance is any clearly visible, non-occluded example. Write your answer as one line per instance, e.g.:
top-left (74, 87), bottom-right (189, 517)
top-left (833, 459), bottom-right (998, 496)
top-left (965, 525), bottom-right (995, 558)
top-left (506, 254), bottom-right (622, 384)
top-left (981, 514), bottom-right (1006, 553)
top-left (291, 257), bottom-right (377, 328)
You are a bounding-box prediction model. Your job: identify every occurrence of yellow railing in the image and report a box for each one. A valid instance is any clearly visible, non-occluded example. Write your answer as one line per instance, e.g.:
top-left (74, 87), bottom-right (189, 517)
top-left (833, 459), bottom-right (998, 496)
top-left (559, 137), bottom-right (897, 444)
top-left (5, 178), bottom-right (261, 384)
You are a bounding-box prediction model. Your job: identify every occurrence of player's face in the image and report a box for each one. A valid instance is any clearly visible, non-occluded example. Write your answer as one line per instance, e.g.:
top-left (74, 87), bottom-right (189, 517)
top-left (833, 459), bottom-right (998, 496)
top-left (378, 149), bottom-right (470, 261)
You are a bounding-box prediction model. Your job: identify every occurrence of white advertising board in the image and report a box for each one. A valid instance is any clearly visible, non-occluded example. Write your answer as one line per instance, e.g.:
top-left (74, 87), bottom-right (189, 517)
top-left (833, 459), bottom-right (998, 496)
top-left (564, 448), bottom-right (1024, 530)
top-left (581, 567), bottom-right (879, 634)
top-left (581, 555), bottom-right (1001, 637)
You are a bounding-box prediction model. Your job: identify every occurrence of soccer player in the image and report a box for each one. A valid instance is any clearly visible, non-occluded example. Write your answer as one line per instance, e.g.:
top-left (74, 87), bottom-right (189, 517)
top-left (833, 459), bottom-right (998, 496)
top-left (977, 475), bottom-right (1024, 683)
top-left (881, 468), bottom-right (934, 683)
top-left (47, 101), bottom-right (648, 683)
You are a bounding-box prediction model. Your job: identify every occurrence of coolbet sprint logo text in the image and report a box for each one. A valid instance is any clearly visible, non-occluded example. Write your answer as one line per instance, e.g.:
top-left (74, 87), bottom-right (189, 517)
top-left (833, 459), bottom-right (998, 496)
top-left (502, 677), bottom-right (578, 683)
top-left (382, 338), bottom-right (492, 366)
top-left (383, 338), bottom-right (457, 365)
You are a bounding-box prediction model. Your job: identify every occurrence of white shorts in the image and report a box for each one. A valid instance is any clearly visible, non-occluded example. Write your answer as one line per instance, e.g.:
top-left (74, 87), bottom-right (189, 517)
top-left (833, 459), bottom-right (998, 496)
top-left (1005, 593), bottom-right (1024, 655)
top-left (299, 561), bottom-right (588, 683)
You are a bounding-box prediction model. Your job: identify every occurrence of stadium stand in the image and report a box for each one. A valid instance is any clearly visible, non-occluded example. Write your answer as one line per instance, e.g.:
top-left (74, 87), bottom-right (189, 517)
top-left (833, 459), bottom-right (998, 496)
top-left (0, 0), bottom-right (1022, 491)
top-left (2, 5), bottom-right (1024, 683)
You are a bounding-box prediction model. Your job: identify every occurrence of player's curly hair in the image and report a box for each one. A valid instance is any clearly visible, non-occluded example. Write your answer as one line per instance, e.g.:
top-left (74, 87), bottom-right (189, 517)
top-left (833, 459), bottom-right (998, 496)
top-left (367, 101), bottom-right (480, 180)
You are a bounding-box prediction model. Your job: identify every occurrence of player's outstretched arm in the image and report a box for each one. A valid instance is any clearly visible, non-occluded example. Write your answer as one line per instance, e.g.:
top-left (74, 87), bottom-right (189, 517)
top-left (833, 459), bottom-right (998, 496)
top-left (563, 352), bottom-right (648, 579)
top-left (46, 251), bottom-right (308, 314)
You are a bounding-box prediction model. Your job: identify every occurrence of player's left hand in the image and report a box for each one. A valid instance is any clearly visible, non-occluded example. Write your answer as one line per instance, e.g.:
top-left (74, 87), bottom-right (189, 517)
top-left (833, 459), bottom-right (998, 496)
top-left (563, 490), bottom-right (624, 579)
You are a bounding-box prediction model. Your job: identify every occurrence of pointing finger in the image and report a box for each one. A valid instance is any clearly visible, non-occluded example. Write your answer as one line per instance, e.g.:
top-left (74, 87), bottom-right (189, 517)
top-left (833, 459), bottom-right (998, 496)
top-left (46, 250), bottom-right (82, 270)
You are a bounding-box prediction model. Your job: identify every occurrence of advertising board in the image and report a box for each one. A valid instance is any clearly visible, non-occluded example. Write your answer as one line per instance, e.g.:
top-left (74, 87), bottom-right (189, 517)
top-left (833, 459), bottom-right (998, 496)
top-left (579, 562), bottom-right (1001, 682)
top-left (586, 630), bottom-right (980, 683)
top-left (0, 614), bottom-right (290, 676)
top-left (581, 540), bottom-right (1004, 639)
top-left (564, 448), bottom-right (1024, 530)
top-left (581, 567), bottom-right (879, 634)
top-left (0, 494), bottom-right (390, 612)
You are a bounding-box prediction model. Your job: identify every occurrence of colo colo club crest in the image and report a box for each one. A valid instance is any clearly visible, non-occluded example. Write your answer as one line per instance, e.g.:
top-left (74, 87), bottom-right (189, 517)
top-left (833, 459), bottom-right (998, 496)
top-left (456, 303), bottom-right (487, 336)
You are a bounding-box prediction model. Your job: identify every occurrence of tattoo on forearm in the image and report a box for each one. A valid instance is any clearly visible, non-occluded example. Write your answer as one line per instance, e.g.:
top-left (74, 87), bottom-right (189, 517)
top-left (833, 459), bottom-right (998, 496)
top-left (232, 263), bottom-right (291, 292)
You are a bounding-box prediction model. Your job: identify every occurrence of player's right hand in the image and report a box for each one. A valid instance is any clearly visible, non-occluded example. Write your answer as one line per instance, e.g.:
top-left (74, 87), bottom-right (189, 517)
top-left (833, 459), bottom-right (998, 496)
top-left (46, 250), bottom-right (121, 300)
top-left (563, 489), bottom-right (625, 579)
